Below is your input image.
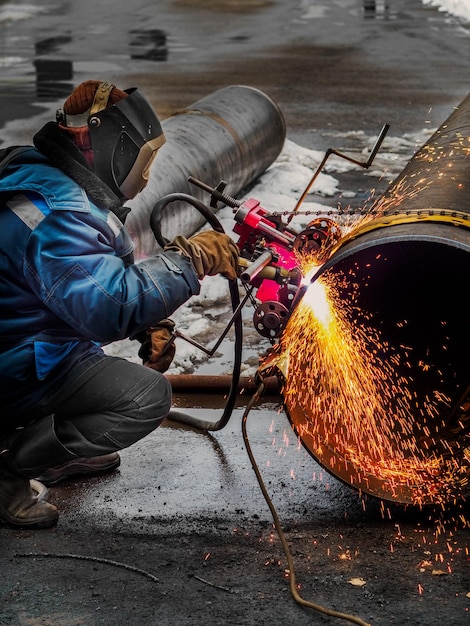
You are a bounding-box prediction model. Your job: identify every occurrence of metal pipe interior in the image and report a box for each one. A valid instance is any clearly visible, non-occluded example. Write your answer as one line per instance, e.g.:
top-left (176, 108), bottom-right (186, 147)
top-left (323, 92), bottom-right (470, 425)
top-left (320, 222), bottom-right (470, 423)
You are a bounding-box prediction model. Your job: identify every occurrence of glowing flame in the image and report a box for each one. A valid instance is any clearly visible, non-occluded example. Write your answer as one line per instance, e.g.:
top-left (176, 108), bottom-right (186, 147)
top-left (302, 280), bottom-right (333, 326)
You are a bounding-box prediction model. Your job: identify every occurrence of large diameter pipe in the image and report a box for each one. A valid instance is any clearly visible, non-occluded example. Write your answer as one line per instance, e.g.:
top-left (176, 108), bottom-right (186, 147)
top-left (284, 94), bottom-right (470, 505)
top-left (125, 85), bottom-right (286, 258)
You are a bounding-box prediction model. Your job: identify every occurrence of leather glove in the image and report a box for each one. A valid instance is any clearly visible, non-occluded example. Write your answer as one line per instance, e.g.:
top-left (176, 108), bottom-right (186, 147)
top-left (137, 319), bottom-right (176, 373)
top-left (164, 231), bottom-right (239, 280)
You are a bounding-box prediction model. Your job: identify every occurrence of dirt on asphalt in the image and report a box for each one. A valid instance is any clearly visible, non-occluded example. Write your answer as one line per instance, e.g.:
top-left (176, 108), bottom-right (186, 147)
top-left (2, 488), bottom-right (470, 626)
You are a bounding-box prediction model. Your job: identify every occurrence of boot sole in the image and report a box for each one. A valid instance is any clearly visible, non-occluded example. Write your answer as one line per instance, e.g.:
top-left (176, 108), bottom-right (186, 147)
top-left (37, 457), bottom-right (121, 487)
top-left (0, 507), bottom-right (59, 529)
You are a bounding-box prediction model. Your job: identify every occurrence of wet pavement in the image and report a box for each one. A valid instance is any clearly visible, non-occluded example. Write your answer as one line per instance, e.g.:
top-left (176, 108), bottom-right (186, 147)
top-left (2, 1), bottom-right (470, 625)
top-left (47, 403), bottom-right (367, 532)
top-left (2, 0), bottom-right (470, 148)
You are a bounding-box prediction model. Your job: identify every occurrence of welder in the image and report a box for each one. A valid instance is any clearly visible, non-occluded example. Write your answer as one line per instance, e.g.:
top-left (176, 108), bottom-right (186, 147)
top-left (0, 80), bottom-right (240, 529)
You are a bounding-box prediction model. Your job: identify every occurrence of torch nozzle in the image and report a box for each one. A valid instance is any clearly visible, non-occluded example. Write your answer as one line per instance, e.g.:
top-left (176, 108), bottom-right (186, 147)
top-left (238, 257), bottom-right (301, 284)
top-left (239, 250), bottom-right (274, 282)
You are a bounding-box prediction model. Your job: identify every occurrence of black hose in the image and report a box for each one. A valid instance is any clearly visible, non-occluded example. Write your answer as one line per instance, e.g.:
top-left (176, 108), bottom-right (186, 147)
top-left (150, 193), bottom-right (243, 431)
top-left (150, 193), bottom-right (227, 245)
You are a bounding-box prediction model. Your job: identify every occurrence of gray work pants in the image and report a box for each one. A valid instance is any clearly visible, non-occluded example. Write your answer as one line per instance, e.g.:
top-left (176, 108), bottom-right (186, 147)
top-left (7, 353), bottom-right (171, 477)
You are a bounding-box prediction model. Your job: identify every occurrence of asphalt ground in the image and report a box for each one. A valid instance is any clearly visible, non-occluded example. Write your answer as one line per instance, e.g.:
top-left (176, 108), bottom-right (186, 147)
top-left (1, 1), bottom-right (470, 625)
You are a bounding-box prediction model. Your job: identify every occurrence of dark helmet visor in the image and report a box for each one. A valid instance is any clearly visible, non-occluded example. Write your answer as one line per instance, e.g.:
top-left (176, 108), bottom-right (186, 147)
top-left (88, 87), bottom-right (165, 199)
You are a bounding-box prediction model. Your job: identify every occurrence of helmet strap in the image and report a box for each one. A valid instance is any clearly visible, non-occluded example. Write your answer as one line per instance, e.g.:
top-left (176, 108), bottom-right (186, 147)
top-left (89, 82), bottom-right (115, 115)
top-left (57, 82), bottom-right (116, 127)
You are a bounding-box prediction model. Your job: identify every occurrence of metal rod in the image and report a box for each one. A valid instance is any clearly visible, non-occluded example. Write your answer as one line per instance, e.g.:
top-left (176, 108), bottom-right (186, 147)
top-left (166, 374), bottom-right (280, 394)
top-left (287, 124), bottom-right (390, 224)
top-left (173, 289), bottom-right (253, 356)
top-left (239, 250), bottom-right (273, 283)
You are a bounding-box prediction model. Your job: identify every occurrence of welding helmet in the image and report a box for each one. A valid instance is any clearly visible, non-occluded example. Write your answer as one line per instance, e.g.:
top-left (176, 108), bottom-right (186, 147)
top-left (57, 81), bottom-right (166, 200)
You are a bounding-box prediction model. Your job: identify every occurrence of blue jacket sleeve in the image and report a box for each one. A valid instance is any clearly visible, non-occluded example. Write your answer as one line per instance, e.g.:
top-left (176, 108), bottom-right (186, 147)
top-left (23, 209), bottom-right (201, 343)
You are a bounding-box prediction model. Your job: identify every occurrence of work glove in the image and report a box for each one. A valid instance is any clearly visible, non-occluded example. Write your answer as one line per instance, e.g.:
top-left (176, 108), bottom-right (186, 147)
top-left (164, 231), bottom-right (239, 280)
top-left (137, 319), bottom-right (176, 373)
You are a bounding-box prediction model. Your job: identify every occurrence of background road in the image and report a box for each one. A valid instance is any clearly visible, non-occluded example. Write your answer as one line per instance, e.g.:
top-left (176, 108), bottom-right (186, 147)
top-left (1, 1), bottom-right (470, 625)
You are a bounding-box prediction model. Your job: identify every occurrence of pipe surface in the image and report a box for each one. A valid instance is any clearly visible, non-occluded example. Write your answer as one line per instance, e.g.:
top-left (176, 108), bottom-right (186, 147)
top-left (284, 94), bottom-right (470, 505)
top-left (166, 374), bottom-right (280, 394)
top-left (125, 85), bottom-right (286, 258)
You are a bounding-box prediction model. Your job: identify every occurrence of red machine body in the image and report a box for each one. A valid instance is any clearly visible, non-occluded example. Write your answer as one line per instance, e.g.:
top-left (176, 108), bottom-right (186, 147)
top-left (231, 197), bottom-right (339, 339)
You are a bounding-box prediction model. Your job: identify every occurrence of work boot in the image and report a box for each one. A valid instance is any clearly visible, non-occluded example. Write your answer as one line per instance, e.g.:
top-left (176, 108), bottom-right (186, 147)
top-left (0, 449), bottom-right (59, 529)
top-left (36, 452), bottom-right (121, 487)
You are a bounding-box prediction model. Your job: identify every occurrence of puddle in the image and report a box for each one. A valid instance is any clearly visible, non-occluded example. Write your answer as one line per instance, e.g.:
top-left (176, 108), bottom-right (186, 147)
top-left (362, 0), bottom-right (396, 19)
top-left (172, 0), bottom-right (275, 13)
top-left (129, 28), bottom-right (168, 61)
top-left (34, 58), bottom-right (73, 99)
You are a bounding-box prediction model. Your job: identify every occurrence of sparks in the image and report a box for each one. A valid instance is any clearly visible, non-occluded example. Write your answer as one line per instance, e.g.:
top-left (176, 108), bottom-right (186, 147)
top-left (280, 264), bottom-right (466, 507)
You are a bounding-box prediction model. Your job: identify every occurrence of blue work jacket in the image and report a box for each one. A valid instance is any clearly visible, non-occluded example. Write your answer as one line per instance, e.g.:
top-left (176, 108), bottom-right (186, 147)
top-left (0, 147), bottom-right (200, 411)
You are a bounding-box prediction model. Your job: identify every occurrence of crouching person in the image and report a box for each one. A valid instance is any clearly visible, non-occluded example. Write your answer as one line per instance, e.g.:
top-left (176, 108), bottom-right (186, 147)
top-left (0, 80), bottom-right (239, 528)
